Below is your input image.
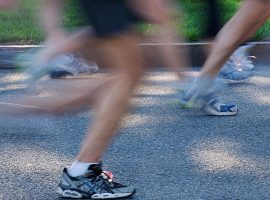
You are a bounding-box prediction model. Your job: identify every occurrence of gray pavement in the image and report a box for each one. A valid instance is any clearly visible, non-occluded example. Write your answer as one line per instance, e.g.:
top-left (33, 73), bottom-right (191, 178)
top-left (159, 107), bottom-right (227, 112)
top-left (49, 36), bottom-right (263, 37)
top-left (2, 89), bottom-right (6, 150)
top-left (0, 66), bottom-right (270, 200)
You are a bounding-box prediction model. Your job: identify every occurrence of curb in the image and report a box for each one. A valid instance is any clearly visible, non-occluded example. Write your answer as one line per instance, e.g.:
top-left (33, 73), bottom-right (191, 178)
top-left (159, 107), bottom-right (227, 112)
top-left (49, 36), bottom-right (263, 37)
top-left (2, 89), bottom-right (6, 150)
top-left (0, 42), bottom-right (269, 69)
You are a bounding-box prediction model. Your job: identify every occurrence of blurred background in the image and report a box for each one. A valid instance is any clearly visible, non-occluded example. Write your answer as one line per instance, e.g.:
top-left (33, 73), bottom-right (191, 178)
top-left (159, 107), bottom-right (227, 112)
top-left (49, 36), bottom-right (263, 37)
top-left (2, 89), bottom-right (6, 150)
top-left (0, 0), bottom-right (270, 44)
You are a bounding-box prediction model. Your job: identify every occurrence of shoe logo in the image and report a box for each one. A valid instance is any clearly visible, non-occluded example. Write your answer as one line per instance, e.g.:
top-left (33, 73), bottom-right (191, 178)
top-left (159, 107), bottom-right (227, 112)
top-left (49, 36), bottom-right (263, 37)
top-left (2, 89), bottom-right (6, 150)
top-left (78, 180), bottom-right (104, 194)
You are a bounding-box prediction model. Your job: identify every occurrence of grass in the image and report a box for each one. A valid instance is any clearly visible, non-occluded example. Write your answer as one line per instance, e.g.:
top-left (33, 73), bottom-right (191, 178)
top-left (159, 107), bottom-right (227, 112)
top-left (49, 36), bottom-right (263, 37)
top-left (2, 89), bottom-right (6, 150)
top-left (179, 0), bottom-right (270, 41)
top-left (0, 0), bottom-right (41, 44)
top-left (0, 0), bottom-right (84, 44)
top-left (0, 0), bottom-right (269, 44)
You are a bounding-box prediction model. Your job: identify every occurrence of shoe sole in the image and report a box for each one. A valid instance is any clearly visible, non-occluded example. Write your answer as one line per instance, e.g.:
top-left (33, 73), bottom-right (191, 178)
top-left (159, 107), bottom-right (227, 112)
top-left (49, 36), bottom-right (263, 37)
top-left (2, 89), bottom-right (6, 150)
top-left (178, 91), bottom-right (238, 116)
top-left (223, 79), bottom-right (249, 84)
top-left (57, 187), bottom-right (135, 199)
top-left (202, 106), bottom-right (238, 116)
top-left (220, 76), bottom-right (252, 84)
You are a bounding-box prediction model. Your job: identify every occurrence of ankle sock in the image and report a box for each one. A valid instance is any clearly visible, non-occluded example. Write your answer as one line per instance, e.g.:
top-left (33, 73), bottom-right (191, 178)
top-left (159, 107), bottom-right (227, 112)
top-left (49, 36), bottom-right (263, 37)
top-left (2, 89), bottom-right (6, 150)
top-left (67, 161), bottom-right (99, 177)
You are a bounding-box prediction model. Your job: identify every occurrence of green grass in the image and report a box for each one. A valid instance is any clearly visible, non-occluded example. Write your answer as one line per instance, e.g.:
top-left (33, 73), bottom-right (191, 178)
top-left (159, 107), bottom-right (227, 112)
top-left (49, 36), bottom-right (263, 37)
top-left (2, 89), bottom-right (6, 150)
top-left (177, 0), bottom-right (240, 41)
top-left (0, 0), bottom-right (269, 44)
top-left (0, 0), bottom-right (84, 44)
top-left (179, 0), bottom-right (270, 41)
top-left (0, 0), bottom-right (41, 44)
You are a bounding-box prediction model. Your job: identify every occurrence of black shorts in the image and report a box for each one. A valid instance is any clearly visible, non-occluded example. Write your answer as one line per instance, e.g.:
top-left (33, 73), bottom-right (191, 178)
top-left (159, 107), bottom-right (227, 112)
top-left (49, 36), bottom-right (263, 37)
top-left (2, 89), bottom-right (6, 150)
top-left (205, 0), bottom-right (222, 38)
top-left (78, 0), bottom-right (140, 37)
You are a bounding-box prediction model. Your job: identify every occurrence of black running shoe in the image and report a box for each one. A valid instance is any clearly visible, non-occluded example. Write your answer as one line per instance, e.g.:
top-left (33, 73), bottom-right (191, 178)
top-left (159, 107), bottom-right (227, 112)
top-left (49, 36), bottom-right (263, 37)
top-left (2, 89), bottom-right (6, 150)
top-left (57, 163), bottom-right (135, 199)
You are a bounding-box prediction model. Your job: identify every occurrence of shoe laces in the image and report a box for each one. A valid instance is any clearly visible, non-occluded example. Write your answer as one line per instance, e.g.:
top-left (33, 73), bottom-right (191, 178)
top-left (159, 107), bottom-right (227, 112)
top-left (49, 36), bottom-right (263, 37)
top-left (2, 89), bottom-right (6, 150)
top-left (86, 165), bottom-right (116, 188)
top-left (89, 172), bottom-right (116, 189)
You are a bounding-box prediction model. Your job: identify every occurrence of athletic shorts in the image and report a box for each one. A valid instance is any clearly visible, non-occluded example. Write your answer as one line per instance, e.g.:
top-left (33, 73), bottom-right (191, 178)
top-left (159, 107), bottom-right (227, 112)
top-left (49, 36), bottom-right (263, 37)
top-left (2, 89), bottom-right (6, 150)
top-left (205, 0), bottom-right (222, 38)
top-left (78, 0), bottom-right (140, 38)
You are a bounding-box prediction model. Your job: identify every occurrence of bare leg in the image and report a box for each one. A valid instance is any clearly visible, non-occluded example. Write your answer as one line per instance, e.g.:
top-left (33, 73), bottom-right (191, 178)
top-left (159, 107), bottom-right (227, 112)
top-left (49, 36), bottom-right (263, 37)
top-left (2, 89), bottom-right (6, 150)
top-left (0, 77), bottom-right (114, 114)
top-left (200, 0), bottom-right (270, 78)
top-left (129, 0), bottom-right (189, 77)
top-left (28, 78), bottom-right (115, 113)
top-left (155, 20), bottom-right (190, 77)
top-left (36, 29), bottom-right (93, 64)
top-left (243, 7), bottom-right (270, 41)
top-left (77, 35), bottom-right (144, 162)
top-left (40, 0), bottom-right (64, 40)
top-left (37, 0), bottom-right (91, 62)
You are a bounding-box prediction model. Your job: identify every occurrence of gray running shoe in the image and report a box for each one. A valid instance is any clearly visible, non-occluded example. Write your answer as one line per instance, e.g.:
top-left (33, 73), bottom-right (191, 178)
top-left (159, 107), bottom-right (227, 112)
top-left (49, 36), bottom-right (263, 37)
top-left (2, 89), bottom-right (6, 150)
top-left (57, 164), bottom-right (135, 199)
top-left (231, 45), bottom-right (256, 71)
top-left (16, 50), bottom-right (99, 85)
top-left (49, 54), bottom-right (99, 79)
top-left (200, 90), bottom-right (238, 116)
top-left (179, 80), bottom-right (238, 116)
top-left (219, 62), bottom-right (253, 83)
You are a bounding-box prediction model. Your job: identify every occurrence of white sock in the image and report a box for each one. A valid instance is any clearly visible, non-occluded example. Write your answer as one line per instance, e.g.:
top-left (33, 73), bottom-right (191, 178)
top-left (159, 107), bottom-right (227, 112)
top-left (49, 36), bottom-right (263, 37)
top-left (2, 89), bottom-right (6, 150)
top-left (67, 161), bottom-right (99, 177)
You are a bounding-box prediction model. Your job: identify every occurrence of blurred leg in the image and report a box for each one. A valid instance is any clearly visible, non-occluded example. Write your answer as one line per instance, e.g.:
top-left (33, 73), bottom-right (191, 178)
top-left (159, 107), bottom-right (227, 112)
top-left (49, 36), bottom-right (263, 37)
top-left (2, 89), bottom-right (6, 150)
top-left (37, 0), bottom-right (90, 62)
top-left (77, 35), bottom-right (144, 162)
top-left (200, 0), bottom-right (270, 78)
top-left (129, 0), bottom-right (188, 76)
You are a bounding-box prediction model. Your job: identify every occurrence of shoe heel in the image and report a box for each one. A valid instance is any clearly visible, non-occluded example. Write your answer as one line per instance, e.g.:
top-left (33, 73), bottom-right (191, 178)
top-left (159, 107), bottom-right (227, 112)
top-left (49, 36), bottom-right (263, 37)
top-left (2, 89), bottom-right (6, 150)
top-left (57, 187), bottom-right (83, 199)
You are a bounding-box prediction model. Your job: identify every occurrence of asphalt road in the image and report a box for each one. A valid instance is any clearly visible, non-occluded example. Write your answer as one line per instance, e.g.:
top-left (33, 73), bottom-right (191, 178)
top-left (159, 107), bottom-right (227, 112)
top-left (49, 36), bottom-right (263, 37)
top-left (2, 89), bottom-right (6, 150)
top-left (0, 66), bottom-right (270, 200)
